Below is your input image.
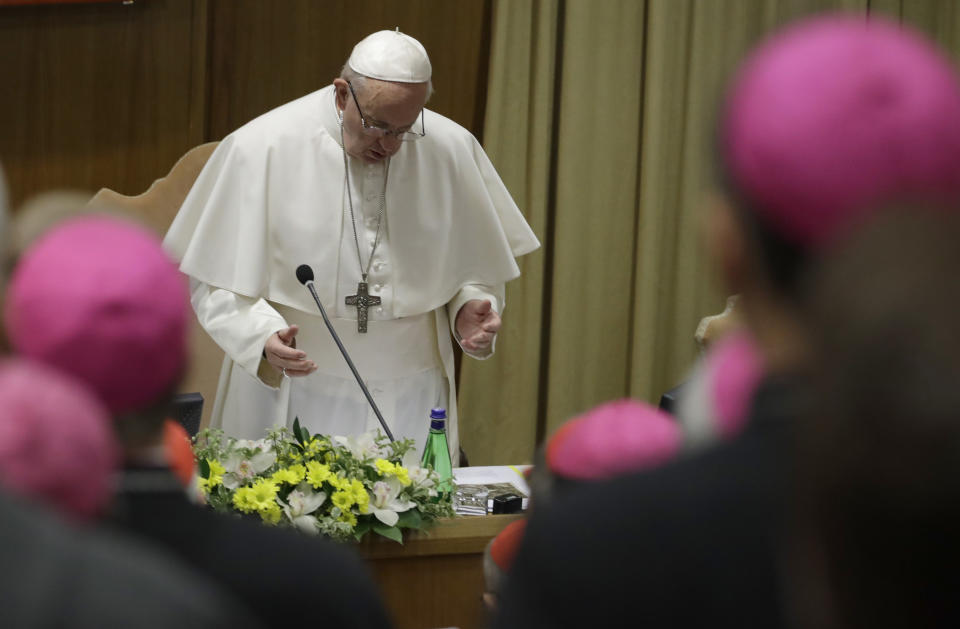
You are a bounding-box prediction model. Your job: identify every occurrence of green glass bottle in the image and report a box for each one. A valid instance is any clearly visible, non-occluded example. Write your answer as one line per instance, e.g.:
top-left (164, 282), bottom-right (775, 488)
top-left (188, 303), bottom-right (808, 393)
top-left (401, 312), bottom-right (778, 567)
top-left (420, 408), bottom-right (454, 496)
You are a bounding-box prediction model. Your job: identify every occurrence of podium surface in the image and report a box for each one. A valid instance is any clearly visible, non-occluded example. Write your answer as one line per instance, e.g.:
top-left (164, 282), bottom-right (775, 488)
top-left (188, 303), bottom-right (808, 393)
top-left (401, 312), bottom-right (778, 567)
top-left (358, 514), bottom-right (524, 629)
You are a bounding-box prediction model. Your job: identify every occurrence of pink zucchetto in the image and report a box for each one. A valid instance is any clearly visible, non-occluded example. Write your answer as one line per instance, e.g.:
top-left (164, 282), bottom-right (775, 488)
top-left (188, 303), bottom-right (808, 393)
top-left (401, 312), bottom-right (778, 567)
top-left (707, 332), bottom-right (765, 439)
top-left (722, 15), bottom-right (960, 247)
top-left (546, 399), bottom-right (681, 481)
top-left (0, 359), bottom-right (118, 520)
top-left (4, 216), bottom-right (190, 414)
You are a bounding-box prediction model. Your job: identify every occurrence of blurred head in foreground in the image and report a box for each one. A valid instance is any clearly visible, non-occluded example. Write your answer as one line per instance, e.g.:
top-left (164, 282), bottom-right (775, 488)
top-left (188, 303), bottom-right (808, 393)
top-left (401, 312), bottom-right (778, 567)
top-left (0, 172), bottom-right (119, 519)
top-left (4, 216), bottom-right (191, 451)
top-left (535, 399), bottom-right (681, 501)
top-left (484, 399), bottom-right (681, 609)
top-left (710, 14), bottom-right (960, 374)
top-left (0, 358), bottom-right (117, 520)
top-left (6, 190), bottom-right (94, 271)
top-left (707, 16), bottom-right (960, 628)
top-left (796, 210), bottom-right (960, 629)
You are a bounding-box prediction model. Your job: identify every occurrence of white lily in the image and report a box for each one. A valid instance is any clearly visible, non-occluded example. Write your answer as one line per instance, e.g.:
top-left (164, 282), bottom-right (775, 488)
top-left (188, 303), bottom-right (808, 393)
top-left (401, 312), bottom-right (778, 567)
top-left (368, 477), bottom-right (417, 527)
top-left (401, 449), bottom-right (436, 491)
top-left (280, 483), bottom-right (327, 534)
top-left (221, 443), bottom-right (276, 490)
top-left (334, 431), bottom-right (384, 461)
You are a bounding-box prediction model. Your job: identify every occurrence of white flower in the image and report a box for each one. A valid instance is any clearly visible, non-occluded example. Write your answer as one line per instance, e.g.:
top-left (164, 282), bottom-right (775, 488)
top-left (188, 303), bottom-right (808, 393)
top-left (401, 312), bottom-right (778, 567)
top-left (334, 432), bottom-right (384, 461)
top-left (401, 450), bottom-right (435, 490)
top-left (221, 445), bottom-right (276, 490)
top-left (368, 477), bottom-right (416, 527)
top-left (280, 484), bottom-right (327, 534)
top-left (235, 438), bottom-right (272, 452)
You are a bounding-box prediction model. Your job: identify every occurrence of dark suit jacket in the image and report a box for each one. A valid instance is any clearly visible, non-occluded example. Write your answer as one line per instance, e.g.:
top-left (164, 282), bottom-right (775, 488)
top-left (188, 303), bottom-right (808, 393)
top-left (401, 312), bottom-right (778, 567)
top-left (495, 379), bottom-right (800, 629)
top-left (0, 491), bottom-right (255, 628)
top-left (110, 466), bottom-right (393, 629)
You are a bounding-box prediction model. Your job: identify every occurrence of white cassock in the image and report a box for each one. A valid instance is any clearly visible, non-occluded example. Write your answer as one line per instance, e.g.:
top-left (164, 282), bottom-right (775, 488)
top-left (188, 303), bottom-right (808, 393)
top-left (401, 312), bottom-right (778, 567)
top-left (163, 84), bottom-right (539, 461)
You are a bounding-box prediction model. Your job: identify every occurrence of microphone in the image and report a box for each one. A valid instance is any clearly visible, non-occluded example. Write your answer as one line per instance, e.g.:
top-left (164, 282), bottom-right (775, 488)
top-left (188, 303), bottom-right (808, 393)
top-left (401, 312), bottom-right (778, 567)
top-left (295, 264), bottom-right (395, 441)
top-left (295, 264), bottom-right (314, 285)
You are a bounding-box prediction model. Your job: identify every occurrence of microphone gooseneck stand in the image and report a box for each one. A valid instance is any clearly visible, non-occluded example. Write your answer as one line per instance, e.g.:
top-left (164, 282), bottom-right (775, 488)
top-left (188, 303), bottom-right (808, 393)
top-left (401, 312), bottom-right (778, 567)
top-left (295, 264), bottom-right (395, 442)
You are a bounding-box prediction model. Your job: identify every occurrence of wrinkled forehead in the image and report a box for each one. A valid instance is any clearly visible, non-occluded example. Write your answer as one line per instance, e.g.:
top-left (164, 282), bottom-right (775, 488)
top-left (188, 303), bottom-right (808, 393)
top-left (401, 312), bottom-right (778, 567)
top-left (355, 78), bottom-right (428, 105)
top-left (355, 79), bottom-right (428, 124)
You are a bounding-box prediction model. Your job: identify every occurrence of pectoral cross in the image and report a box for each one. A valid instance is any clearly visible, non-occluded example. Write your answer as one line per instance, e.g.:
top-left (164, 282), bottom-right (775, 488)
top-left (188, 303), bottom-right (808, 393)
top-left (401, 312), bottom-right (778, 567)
top-left (345, 280), bottom-right (381, 333)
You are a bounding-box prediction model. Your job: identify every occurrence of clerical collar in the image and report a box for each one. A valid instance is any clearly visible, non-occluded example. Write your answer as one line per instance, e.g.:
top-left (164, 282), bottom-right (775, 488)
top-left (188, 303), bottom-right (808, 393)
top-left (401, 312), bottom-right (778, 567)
top-left (321, 84), bottom-right (346, 148)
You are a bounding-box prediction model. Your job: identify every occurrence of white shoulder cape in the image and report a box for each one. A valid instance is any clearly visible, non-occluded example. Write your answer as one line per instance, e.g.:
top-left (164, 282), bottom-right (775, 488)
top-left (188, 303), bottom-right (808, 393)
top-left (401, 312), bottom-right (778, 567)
top-left (164, 85), bottom-right (539, 317)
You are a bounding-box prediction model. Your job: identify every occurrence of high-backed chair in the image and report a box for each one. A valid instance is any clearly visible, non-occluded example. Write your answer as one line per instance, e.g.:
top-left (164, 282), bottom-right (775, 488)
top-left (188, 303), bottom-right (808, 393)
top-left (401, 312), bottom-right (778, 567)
top-left (89, 142), bottom-right (222, 432)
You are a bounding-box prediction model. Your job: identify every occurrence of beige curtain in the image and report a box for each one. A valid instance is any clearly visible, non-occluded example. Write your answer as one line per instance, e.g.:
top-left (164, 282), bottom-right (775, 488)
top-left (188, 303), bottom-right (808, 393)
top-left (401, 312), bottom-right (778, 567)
top-left (456, 0), bottom-right (558, 465)
top-left (460, 0), bottom-right (958, 465)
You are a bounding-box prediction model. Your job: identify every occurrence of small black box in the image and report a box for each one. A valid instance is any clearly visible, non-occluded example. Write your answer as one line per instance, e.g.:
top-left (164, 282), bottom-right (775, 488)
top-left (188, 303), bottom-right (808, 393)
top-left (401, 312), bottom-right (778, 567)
top-left (491, 493), bottom-right (523, 515)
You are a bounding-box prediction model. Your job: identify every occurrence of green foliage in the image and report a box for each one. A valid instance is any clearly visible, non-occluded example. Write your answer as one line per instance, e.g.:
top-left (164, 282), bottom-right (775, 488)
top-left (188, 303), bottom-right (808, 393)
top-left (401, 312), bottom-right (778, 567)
top-left (353, 520), bottom-right (372, 541)
top-left (396, 508), bottom-right (423, 531)
top-left (373, 523), bottom-right (404, 544)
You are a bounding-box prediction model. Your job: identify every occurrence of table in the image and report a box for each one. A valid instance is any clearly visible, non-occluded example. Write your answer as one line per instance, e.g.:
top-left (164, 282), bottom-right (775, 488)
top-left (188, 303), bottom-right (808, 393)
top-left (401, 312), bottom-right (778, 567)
top-left (357, 514), bottom-right (524, 629)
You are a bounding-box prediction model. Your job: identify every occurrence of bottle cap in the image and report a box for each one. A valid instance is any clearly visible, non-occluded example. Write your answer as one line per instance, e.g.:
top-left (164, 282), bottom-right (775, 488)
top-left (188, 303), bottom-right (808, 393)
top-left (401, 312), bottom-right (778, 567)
top-left (430, 408), bottom-right (447, 419)
top-left (430, 418), bottom-right (446, 431)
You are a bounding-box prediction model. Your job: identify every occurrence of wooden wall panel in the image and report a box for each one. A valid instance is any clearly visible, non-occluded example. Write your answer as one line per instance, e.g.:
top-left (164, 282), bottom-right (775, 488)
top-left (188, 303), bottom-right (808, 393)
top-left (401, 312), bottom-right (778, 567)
top-left (1, 0), bottom-right (493, 206)
top-left (0, 0), bottom-right (494, 428)
top-left (0, 0), bottom-right (208, 208)
top-left (206, 0), bottom-right (492, 141)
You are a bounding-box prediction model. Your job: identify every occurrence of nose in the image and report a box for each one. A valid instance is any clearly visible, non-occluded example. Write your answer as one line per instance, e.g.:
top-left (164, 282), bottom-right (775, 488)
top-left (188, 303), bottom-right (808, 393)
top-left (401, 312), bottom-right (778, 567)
top-left (378, 134), bottom-right (403, 152)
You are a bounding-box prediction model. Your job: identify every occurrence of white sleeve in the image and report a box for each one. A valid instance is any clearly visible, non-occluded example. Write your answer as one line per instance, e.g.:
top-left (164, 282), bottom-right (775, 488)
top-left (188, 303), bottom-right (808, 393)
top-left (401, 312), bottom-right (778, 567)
top-left (446, 283), bottom-right (505, 360)
top-left (189, 278), bottom-right (289, 377)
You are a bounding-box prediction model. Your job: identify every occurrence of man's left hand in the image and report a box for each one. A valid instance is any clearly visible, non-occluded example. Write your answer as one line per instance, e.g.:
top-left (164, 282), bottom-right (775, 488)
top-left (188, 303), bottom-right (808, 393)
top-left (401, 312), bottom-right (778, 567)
top-left (456, 299), bottom-right (501, 353)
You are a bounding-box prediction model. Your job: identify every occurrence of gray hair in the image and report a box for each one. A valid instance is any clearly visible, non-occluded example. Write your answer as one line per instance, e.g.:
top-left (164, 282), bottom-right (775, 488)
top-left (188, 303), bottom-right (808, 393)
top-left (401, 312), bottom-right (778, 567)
top-left (339, 62), bottom-right (434, 102)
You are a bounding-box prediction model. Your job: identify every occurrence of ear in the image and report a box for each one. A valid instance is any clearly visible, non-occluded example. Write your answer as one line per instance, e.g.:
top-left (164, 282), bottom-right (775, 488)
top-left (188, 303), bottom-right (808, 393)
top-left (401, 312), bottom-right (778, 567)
top-left (704, 193), bottom-right (749, 295)
top-left (332, 78), bottom-right (349, 113)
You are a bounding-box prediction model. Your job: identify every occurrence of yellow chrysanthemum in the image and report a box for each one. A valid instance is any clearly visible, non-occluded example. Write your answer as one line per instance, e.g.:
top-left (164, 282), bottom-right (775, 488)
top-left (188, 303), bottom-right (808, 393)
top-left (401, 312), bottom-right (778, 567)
top-left (306, 438), bottom-right (322, 455)
top-left (259, 502), bottom-right (283, 525)
top-left (197, 477), bottom-right (211, 495)
top-left (232, 487), bottom-right (258, 513)
top-left (328, 476), bottom-right (351, 492)
top-left (323, 451), bottom-right (337, 464)
top-left (271, 464), bottom-right (305, 485)
top-left (206, 459), bottom-right (225, 488)
top-left (339, 511), bottom-right (357, 527)
top-left (331, 490), bottom-right (354, 511)
top-left (349, 479), bottom-right (370, 512)
top-left (249, 479), bottom-right (279, 509)
top-left (306, 461), bottom-right (332, 488)
top-left (374, 459), bottom-right (411, 487)
top-left (393, 465), bottom-right (411, 487)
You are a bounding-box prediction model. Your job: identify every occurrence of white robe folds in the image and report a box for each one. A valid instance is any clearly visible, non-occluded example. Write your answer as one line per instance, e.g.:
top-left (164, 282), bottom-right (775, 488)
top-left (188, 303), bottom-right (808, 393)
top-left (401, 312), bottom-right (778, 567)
top-left (164, 85), bottom-right (539, 460)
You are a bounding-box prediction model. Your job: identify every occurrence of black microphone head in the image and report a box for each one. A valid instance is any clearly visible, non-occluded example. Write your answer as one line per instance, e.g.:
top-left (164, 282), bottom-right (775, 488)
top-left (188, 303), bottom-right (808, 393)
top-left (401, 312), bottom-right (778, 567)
top-left (296, 265), bottom-right (314, 285)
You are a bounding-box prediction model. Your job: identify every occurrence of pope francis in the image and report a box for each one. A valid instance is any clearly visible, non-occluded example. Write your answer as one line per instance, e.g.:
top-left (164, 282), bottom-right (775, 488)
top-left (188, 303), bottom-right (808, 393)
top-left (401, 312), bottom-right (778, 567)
top-left (164, 30), bottom-right (539, 462)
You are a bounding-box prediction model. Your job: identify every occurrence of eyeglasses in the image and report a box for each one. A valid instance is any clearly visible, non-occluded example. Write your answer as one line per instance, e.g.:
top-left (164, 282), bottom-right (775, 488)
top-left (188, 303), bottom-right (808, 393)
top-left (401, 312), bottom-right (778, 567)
top-left (347, 81), bottom-right (426, 142)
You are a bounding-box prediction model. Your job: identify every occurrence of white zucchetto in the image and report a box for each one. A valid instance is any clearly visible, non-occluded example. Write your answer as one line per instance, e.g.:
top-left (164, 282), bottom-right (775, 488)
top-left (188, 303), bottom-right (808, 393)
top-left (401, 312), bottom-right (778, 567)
top-left (347, 29), bottom-right (432, 83)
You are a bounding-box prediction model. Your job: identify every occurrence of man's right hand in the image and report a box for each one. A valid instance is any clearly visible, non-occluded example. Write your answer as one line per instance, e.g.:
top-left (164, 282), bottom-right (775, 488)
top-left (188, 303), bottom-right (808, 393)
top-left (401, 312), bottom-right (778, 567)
top-left (264, 325), bottom-right (317, 377)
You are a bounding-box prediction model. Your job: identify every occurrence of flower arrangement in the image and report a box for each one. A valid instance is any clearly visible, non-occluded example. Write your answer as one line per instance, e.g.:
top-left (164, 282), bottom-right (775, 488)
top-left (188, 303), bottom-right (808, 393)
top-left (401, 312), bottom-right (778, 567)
top-left (192, 419), bottom-right (454, 543)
